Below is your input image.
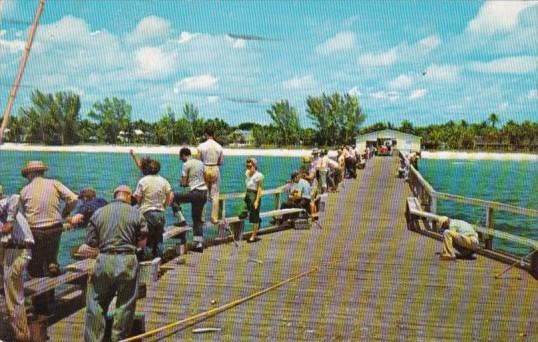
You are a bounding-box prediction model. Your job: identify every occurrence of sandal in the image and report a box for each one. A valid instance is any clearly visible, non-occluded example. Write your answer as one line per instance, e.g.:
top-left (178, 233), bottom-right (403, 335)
top-left (247, 237), bottom-right (261, 243)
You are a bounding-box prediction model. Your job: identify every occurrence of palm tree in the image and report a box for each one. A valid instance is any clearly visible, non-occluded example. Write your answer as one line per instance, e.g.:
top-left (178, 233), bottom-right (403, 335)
top-left (488, 113), bottom-right (499, 129)
top-left (266, 99), bottom-right (300, 146)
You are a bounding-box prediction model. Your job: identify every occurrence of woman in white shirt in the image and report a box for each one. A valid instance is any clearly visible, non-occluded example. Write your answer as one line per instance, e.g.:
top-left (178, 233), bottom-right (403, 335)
top-left (244, 158), bottom-right (263, 242)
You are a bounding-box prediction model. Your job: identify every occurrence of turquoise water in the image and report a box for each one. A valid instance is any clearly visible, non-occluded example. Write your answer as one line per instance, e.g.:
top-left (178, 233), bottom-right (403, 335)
top-left (420, 159), bottom-right (538, 255)
top-left (0, 150), bottom-right (301, 265)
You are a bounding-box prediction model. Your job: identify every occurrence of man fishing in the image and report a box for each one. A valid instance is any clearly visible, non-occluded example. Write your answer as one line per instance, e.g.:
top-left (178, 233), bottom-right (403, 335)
top-left (438, 216), bottom-right (479, 261)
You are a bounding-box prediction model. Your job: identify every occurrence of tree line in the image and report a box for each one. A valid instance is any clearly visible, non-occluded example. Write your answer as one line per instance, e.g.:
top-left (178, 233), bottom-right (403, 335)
top-left (2, 89), bottom-right (537, 150)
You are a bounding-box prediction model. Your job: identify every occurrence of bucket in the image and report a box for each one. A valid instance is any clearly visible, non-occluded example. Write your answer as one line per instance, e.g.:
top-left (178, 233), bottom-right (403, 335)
top-left (139, 257), bottom-right (161, 286)
top-left (318, 193), bottom-right (328, 213)
top-left (28, 315), bottom-right (49, 342)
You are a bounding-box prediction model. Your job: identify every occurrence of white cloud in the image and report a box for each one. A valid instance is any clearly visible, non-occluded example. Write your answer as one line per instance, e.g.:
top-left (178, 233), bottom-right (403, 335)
top-left (467, 1), bottom-right (538, 34)
top-left (409, 89), bottom-right (427, 100)
top-left (389, 74), bottom-right (413, 89)
top-left (39, 16), bottom-right (91, 42)
top-left (315, 31), bottom-right (356, 54)
top-left (178, 31), bottom-right (199, 44)
top-left (206, 96), bottom-right (219, 103)
top-left (127, 15), bottom-right (172, 43)
top-left (358, 48), bottom-right (398, 66)
top-left (174, 74), bottom-right (218, 92)
top-left (282, 75), bottom-right (316, 90)
top-left (423, 64), bottom-right (460, 82)
top-left (0, 37), bottom-right (25, 53)
top-left (469, 56), bottom-right (538, 74)
top-left (358, 34), bottom-right (441, 67)
top-left (224, 35), bottom-right (247, 49)
top-left (368, 91), bottom-right (400, 101)
top-left (135, 47), bottom-right (176, 78)
top-left (347, 86), bottom-right (362, 97)
top-left (0, 0), bottom-right (16, 15)
top-left (528, 89), bottom-right (538, 100)
top-left (498, 102), bottom-right (509, 111)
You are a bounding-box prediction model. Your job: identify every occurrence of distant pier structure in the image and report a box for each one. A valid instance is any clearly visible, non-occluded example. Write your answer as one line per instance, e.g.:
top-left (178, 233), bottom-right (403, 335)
top-left (356, 129), bottom-right (421, 154)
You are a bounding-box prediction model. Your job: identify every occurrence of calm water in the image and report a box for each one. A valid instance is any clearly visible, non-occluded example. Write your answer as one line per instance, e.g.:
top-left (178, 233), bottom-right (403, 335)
top-left (0, 150), bottom-right (301, 265)
top-left (2, 151), bottom-right (536, 262)
top-left (420, 159), bottom-right (538, 255)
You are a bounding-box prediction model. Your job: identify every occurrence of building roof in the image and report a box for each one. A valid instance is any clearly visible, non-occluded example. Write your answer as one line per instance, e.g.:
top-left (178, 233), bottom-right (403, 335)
top-left (356, 129), bottom-right (421, 142)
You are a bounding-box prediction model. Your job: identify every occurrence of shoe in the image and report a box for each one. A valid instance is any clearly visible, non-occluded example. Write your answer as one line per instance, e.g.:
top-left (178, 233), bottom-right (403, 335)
top-left (192, 243), bottom-right (203, 253)
top-left (174, 221), bottom-right (187, 227)
top-left (247, 236), bottom-right (261, 243)
top-left (439, 255), bottom-right (456, 261)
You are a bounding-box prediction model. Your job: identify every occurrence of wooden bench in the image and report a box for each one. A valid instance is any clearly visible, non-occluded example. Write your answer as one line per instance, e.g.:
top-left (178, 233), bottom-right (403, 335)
top-left (216, 208), bottom-right (307, 240)
top-left (406, 196), bottom-right (538, 273)
top-left (23, 225), bottom-right (191, 300)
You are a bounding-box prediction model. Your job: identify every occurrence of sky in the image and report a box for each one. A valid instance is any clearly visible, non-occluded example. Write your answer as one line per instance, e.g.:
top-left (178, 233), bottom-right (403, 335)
top-left (0, 0), bottom-right (537, 127)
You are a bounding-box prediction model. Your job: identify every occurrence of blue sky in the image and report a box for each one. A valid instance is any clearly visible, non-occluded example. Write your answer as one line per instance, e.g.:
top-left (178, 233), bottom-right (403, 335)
top-left (0, 0), bottom-right (537, 127)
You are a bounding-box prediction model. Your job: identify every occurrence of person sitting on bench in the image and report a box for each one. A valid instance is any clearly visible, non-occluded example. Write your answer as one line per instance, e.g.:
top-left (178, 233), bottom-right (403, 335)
top-left (438, 216), bottom-right (479, 261)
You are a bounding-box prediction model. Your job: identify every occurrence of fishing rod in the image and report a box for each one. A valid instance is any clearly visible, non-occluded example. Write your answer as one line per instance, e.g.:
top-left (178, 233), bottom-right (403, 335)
top-left (119, 267), bottom-right (319, 342)
top-left (0, 0), bottom-right (45, 144)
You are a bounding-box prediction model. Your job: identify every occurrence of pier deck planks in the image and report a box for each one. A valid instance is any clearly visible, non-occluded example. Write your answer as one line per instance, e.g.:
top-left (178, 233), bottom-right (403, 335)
top-left (44, 156), bottom-right (538, 341)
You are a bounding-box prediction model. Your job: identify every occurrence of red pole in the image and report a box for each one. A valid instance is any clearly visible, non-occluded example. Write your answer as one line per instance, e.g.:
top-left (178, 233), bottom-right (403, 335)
top-left (0, 0), bottom-right (46, 144)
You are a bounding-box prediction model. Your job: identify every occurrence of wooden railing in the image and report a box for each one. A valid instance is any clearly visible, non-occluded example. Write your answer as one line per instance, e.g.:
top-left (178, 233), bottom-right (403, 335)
top-left (399, 150), bottom-right (538, 256)
top-left (218, 186), bottom-right (287, 220)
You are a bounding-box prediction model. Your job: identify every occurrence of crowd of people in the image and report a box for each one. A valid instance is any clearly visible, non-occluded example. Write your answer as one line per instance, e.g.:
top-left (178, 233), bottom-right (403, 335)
top-left (0, 123), bottom-right (377, 341)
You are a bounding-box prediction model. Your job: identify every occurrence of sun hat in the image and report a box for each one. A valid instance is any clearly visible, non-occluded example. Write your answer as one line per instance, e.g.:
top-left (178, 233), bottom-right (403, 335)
top-left (113, 185), bottom-right (132, 197)
top-left (21, 160), bottom-right (48, 178)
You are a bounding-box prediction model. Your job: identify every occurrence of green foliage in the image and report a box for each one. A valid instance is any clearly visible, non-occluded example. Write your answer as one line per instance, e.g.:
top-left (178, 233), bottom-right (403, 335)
top-left (306, 92), bottom-right (365, 146)
top-left (17, 90), bottom-right (81, 144)
top-left (266, 100), bottom-right (301, 146)
top-left (88, 97), bottom-right (132, 144)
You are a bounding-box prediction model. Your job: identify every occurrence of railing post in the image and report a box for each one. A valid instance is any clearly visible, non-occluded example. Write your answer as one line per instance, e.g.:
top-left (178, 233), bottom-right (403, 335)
top-left (485, 207), bottom-right (494, 249)
top-left (218, 199), bottom-right (225, 220)
top-left (274, 192), bottom-right (281, 211)
top-left (430, 193), bottom-right (437, 214)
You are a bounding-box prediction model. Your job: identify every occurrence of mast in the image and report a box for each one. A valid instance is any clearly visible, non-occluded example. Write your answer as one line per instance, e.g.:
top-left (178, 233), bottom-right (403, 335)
top-left (0, 0), bottom-right (45, 144)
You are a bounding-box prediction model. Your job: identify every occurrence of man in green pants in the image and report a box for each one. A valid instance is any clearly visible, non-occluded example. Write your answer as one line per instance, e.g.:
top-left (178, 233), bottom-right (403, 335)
top-left (84, 185), bottom-right (148, 342)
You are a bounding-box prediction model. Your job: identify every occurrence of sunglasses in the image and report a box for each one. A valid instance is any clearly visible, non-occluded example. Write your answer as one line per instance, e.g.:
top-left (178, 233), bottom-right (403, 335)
top-left (246, 164), bottom-right (253, 168)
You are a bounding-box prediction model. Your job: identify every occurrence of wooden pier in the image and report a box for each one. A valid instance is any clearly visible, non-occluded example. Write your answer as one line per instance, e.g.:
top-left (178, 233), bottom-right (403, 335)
top-left (9, 156), bottom-right (538, 341)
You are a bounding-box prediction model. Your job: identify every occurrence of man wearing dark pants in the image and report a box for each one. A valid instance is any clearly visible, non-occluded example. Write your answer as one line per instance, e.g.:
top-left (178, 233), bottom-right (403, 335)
top-left (84, 185), bottom-right (148, 342)
top-left (19, 160), bottom-right (78, 316)
top-left (172, 147), bottom-right (207, 253)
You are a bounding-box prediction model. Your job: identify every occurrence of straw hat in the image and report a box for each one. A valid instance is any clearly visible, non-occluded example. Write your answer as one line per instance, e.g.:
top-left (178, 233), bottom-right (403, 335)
top-left (21, 160), bottom-right (48, 178)
top-left (113, 185), bottom-right (132, 197)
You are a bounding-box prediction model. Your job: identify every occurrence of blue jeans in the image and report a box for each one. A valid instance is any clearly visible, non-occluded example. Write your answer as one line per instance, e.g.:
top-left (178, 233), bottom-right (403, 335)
top-left (143, 210), bottom-right (165, 259)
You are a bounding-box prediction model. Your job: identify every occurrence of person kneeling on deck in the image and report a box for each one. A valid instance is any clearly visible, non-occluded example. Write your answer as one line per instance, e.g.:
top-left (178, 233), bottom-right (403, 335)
top-left (171, 147), bottom-right (207, 253)
top-left (1, 185), bottom-right (34, 342)
top-left (133, 155), bottom-right (173, 260)
top-left (241, 158), bottom-right (263, 243)
top-left (438, 216), bottom-right (479, 261)
top-left (84, 185), bottom-right (148, 342)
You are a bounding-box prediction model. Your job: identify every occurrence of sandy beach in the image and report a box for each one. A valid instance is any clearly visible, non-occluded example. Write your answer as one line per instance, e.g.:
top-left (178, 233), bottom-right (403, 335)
top-left (1, 143), bottom-right (537, 160)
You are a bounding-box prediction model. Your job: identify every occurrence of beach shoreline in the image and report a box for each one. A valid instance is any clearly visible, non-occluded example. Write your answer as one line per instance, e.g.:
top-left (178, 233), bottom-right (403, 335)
top-left (1, 143), bottom-right (537, 160)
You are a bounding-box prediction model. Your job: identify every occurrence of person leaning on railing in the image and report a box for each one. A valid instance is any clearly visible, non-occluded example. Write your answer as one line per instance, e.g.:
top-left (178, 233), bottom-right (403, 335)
top-left (84, 185), bottom-right (148, 342)
top-left (19, 160), bottom-right (78, 316)
top-left (438, 216), bottom-right (479, 261)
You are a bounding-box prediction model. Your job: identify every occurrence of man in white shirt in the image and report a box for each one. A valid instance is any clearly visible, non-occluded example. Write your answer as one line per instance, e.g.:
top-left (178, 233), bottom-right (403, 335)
top-left (172, 147), bottom-right (208, 253)
top-left (197, 124), bottom-right (224, 224)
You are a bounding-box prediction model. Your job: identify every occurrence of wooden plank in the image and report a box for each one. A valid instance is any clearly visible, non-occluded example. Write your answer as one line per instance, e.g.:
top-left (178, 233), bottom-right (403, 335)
top-left (162, 226), bottom-right (192, 240)
top-left (24, 259), bottom-right (94, 297)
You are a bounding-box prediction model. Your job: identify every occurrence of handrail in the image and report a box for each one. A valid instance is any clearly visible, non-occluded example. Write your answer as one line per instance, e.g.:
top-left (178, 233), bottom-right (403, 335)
top-left (219, 186), bottom-right (286, 200)
top-left (399, 149), bottom-right (537, 218)
top-left (434, 192), bottom-right (538, 218)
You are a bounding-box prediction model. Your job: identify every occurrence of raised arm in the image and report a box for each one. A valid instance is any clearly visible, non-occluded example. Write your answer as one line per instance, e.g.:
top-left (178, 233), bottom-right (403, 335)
top-left (129, 149), bottom-right (143, 171)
